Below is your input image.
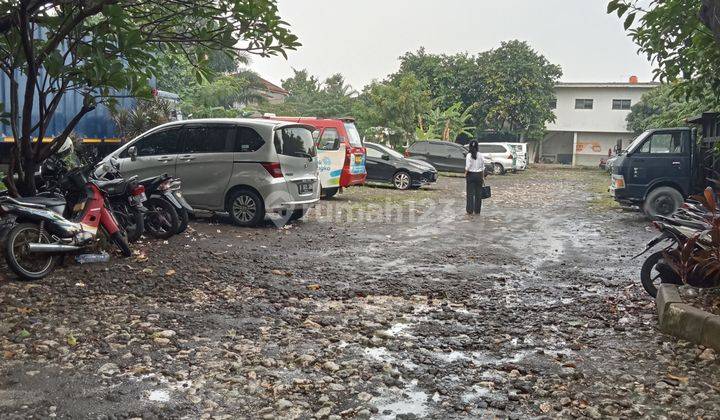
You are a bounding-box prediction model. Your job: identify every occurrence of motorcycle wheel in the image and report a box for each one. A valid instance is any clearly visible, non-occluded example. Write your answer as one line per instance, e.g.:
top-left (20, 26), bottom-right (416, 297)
top-left (177, 207), bottom-right (189, 234)
top-left (3, 223), bottom-right (58, 281)
top-left (110, 230), bottom-right (132, 257)
top-left (113, 202), bottom-right (144, 243)
top-left (145, 197), bottom-right (179, 240)
top-left (640, 251), bottom-right (682, 298)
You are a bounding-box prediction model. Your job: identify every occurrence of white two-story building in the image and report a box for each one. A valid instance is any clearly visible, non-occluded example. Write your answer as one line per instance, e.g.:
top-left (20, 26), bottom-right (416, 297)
top-left (539, 79), bottom-right (658, 166)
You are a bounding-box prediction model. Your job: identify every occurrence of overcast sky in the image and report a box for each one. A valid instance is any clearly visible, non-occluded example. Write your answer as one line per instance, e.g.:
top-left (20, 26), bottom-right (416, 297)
top-left (249, 0), bottom-right (654, 89)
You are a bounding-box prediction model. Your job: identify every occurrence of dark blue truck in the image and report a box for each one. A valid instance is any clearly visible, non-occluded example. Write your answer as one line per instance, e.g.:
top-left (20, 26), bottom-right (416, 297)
top-left (610, 112), bottom-right (720, 218)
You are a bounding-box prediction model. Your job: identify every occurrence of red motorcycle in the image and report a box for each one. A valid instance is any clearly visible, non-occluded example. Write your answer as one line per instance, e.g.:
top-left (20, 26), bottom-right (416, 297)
top-left (0, 165), bottom-right (133, 280)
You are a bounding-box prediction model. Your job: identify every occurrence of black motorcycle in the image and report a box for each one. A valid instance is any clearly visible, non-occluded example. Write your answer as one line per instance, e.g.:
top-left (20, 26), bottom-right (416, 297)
top-left (139, 174), bottom-right (193, 238)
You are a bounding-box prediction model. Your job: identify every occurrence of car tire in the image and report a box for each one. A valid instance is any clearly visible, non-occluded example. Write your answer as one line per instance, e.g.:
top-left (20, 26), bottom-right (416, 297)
top-left (227, 189), bottom-right (265, 227)
top-left (643, 186), bottom-right (683, 219)
top-left (493, 163), bottom-right (505, 175)
top-left (393, 171), bottom-right (411, 190)
top-left (322, 187), bottom-right (339, 199)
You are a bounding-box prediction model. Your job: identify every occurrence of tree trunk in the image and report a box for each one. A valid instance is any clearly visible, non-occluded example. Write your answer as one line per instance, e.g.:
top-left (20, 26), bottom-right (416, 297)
top-left (701, 0), bottom-right (720, 44)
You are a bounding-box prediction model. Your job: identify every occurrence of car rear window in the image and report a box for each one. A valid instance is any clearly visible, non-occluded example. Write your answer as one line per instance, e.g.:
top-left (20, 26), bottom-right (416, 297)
top-left (409, 142), bottom-right (427, 153)
top-left (274, 127), bottom-right (317, 158)
top-left (344, 123), bottom-right (363, 147)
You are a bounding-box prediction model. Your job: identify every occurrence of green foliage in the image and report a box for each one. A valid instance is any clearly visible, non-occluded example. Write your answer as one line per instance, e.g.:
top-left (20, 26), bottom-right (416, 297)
top-left (181, 72), bottom-right (266, 118)
top-left (476, 41), bottom-right (562, 139)
top-left (392, 42), bottom-right (561, 139)
top-left (417, 103), bottom-right (476, 141)
top-left (0, 0), bottom-right (299, 194)
top-left (260, 70), bottom-right (357, 118)
top-left (625, 84), bottom-right (712, 133)
top-left (352, 73), bottom-right (432, 145)
top-left (609, 0), bottom-right (720, 102)
top-left (111, 98), bottom-right (175, 141)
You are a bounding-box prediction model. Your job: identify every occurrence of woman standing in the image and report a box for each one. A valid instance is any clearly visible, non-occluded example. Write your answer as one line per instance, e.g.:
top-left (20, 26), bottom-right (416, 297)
top-left (465, 140), bottom-right (485, 215)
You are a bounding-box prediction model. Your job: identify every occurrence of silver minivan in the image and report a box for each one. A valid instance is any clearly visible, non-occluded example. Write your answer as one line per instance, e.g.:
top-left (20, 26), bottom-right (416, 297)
top-left (104, 118), bottom-right (320, 227)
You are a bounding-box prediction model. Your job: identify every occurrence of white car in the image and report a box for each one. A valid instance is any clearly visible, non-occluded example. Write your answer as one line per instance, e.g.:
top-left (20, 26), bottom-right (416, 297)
top-left (477, 143), bottom-right (518, 175)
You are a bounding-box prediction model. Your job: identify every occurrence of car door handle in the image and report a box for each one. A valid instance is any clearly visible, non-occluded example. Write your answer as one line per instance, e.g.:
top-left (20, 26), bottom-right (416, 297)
top-left (156, 157), bottom-right (173, 162)
top-left (672, 161), bottom-right (681, 165)
top-left (179, 155), bottom-right (195, 161)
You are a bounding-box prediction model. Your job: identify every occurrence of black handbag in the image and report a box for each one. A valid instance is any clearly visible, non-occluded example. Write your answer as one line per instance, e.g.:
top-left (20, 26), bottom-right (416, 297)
top-left (481, 185), bottom-right (491, 199)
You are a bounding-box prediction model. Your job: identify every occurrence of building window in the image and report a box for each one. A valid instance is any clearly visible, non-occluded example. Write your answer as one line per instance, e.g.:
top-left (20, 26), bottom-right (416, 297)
top-left (549, 99), bottom-right (557, 109)
top-left (574, 99), bottom-right (594, 110)
top-left (612, 99), bottom-right (632, 110)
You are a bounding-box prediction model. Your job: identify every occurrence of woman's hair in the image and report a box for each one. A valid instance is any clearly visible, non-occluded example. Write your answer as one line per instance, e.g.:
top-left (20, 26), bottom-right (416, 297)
top-left (468, 140), bottom-right (479, 160)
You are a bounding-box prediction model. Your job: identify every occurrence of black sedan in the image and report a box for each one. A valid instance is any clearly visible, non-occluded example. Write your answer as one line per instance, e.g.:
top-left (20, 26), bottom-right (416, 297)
top-left (364, 142), bottom-right (438, 190)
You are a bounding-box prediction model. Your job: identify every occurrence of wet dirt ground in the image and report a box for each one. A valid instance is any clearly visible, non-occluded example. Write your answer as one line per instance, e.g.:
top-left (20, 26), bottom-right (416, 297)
top-left (1, 166), bottom-right (720, 419)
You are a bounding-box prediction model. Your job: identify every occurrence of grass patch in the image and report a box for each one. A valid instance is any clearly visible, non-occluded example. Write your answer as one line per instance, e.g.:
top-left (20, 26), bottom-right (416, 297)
top-left (586, 170), bottom-right (618, 210)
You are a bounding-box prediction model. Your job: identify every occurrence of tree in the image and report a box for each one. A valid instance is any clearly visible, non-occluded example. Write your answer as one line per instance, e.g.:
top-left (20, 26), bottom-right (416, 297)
top-left (625, 84), bottom-right (710, 133)
top-left (261, 70), bottom-right (356, 118)
top-left (393, 49), bottom-right (480, 119)
top-left (609, 0), bottom-right (720, 102)
top-left (392, 43), bottom-right (561, 139)
top-left (417, 102), bottom-right (476, 141)
top-left (111, 98), bottom-right (175, 141)
top-left (475, 41), bottom-right (562, 139)
top-left (182, 72), bottom-right (266, 118)
top-left (353, 73), bottom-right (432, 146)
top-left (0, 0), bottom-right (299, 195)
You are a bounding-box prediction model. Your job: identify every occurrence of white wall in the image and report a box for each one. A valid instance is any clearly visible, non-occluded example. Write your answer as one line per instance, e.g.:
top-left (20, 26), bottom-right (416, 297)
top-left (547, 85), bottom-right (655, 133)
top-left (574, 131), bottom-right (638, 166)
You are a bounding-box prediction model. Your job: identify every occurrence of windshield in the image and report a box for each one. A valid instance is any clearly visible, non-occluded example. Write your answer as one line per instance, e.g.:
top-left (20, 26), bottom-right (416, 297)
top-left (344, 122), bottom-right (363, 147)
top-left (274, 127), bottom-right (317, 158)
top-left (626, 130), bottom-right (651, 154)
top-left (376, 144), bottom-right (404, 159)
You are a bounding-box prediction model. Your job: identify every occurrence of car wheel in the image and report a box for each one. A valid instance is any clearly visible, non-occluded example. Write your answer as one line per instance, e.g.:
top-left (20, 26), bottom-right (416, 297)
top-left (493, 163), bottom-right (505, 175)
top-left (227, 189), bottom-right (265, 227)
top-left (322, 187), bottom-right (339, 199)
top-left (643, 187), bottom-right (683, 219)
top-left (393, 171), bottom-right (411, 190)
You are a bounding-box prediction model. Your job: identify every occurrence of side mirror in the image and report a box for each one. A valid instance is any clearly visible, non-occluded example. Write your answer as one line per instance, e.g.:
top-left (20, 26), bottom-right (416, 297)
top-left (128, 146), bottom-right (138, 161)
top-left (382, 154), bottom-right (390, 161)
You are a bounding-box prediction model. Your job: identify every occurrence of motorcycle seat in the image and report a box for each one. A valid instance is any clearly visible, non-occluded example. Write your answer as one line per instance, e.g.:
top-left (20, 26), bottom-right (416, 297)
top-left (15, 196), bottom-right (66, 207)
top-left (94, 178), bottom-right (126, 189)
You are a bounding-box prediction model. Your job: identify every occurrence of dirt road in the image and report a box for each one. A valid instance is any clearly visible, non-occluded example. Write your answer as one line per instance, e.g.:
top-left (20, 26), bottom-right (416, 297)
top-left (1, 167), bottom-right (719, 419)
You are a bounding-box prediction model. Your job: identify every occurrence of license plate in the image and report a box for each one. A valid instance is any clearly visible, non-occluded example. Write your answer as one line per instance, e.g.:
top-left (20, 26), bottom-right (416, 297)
top-left (132, 192), bottom-right (147, 204)
top-left (298, 183), bottom-right (313, 194)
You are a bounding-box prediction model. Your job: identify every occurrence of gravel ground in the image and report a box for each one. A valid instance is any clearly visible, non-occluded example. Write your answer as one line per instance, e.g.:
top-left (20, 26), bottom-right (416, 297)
top-left (1, 166), bottom-right (719, 419)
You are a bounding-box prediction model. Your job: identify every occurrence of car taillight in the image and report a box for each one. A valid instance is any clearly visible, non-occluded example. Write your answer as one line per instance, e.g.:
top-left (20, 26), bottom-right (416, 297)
top-left (261, 162), bottom-right (284, 178)
top-left (131, 185), bottom-right (145, 196)
top-left (507, 154), bottom-right (513, 159)
top-left (652, 221), bottom-right (661, 230)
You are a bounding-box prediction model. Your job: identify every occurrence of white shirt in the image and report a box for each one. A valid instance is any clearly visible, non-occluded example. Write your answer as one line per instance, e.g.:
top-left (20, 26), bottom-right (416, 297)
top-left (465, 152), bottom-right (486, 172)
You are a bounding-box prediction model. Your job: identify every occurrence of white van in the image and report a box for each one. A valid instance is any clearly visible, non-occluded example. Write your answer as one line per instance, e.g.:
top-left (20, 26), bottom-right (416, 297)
top-left (477, 143), bottom-right (518, 175)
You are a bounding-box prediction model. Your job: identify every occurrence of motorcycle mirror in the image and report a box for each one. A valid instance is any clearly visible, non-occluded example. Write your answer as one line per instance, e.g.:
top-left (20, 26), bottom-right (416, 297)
top-left (110, 157), bottom-right (120, 170)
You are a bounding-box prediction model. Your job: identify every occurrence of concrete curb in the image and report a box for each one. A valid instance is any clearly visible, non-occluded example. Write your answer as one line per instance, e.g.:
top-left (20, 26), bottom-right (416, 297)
top-left (656, 285), bottom-right (720, 350)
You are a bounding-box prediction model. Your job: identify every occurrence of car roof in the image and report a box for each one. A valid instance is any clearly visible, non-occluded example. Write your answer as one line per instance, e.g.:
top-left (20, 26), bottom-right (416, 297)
top-left (151, 118), bottom-right (300, 131)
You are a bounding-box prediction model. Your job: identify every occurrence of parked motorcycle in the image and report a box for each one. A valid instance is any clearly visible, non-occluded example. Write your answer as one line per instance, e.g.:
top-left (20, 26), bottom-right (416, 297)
top-left (0, 163), bottom-right (133, 280)
top-left (637, 200), bottom-right (714, 297)
top-left (139, 174), bottom-right (192, 238)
